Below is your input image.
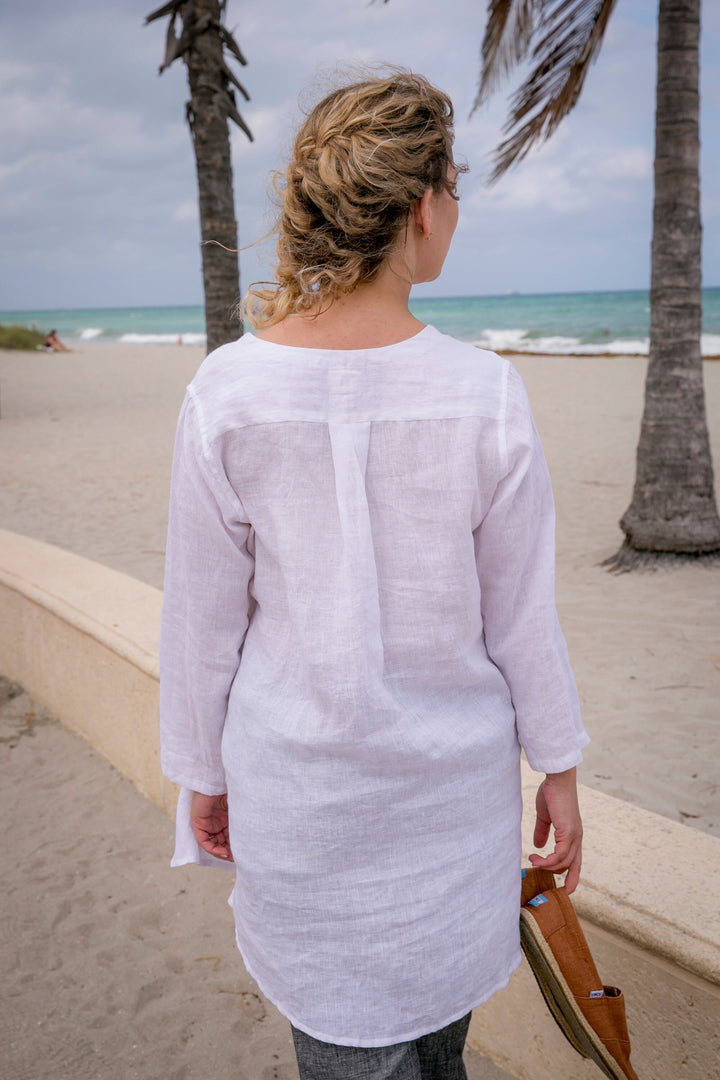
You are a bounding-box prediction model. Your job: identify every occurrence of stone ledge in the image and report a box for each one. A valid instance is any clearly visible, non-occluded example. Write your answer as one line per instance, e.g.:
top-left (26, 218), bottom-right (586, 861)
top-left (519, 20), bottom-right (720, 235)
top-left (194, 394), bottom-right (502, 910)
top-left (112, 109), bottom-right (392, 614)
top-left (0, 528), bottom-right (171, 813)
top-left (0, 528), bottom-right (161, 676)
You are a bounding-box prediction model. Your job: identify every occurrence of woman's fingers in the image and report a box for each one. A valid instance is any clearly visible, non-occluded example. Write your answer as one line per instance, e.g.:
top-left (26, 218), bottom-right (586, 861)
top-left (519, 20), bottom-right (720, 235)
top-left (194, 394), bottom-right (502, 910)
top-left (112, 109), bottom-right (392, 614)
top-left (564, 854), bottom-right (581, 894)
top-left (199, 835), bottom-right (234, 861)
top-left (530, 770), bottom-right (583, 893)
top-left (528, 843), bottom-right (582, 893)
top-left (533, 783), bottom-right (552, 848)
top-left (191, 791), bottom-right (234, 861)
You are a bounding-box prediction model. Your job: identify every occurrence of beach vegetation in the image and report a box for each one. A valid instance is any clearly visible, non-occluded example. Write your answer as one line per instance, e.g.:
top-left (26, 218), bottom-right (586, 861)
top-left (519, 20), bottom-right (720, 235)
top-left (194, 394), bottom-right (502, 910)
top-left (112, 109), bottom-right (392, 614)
top-left (145, 0), bottom-right (252, 354)
top-left (0, 324), bottom-right (46, 351)
top-left (471, 0), bottom-right (720, 567)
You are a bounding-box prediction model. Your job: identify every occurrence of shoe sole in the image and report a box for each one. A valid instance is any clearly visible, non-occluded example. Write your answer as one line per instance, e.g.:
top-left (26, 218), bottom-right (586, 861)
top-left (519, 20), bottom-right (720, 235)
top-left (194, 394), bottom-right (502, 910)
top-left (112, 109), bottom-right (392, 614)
top-left (520, 909), bottom-right (627, 1080)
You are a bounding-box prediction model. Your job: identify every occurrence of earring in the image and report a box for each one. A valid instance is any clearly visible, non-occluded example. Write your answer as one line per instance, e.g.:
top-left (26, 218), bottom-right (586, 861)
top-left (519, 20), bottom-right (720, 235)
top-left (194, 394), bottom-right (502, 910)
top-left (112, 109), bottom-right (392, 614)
top-left (426, 232), bottom-right (434, 240)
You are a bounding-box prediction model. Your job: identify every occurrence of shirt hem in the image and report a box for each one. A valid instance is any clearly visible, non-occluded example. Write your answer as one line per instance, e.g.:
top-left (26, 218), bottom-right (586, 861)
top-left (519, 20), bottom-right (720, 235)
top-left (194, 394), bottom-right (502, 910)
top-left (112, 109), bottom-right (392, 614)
top-left (234, 929), bottom-right (522, 1048)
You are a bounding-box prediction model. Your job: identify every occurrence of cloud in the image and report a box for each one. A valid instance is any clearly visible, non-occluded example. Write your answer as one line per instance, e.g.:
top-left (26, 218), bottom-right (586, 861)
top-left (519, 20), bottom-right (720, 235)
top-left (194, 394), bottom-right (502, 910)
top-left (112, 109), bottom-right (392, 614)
top-left (173, 201), bottom-right (198, 222)
top-left (466, 130), bottom-right (651, 220)
top-left (232, 103), bottom-right (296, 159)
top-left (579, 147), bottom-right (652, 183)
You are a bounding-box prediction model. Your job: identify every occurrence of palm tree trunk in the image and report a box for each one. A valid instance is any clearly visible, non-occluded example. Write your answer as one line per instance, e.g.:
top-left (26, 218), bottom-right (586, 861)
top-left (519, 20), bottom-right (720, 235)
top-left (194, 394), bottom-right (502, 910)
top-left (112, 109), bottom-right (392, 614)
top-left (614, 0), bottom-right (720, 562)
top-left (185, 0), bottom-right (242, 353)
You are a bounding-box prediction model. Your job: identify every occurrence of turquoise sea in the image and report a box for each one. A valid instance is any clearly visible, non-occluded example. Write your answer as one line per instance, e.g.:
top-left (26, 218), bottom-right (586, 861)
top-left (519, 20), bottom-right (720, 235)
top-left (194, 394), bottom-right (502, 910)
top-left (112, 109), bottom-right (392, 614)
top-left (3, 288), bottom-right (720, 356)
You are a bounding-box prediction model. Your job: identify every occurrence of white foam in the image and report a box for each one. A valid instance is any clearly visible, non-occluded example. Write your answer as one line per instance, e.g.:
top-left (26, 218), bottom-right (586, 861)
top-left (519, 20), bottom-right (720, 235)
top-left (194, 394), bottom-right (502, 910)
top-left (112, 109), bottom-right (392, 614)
top-left (702, 334), bottom-right (720, 357)
top-left (471, 329), bottom-right (649, 355)
top-left (580, 338), bottom-right (649, 355)
top-left (572, 335), bottom-right (720, 357)
top-left (473, 329), bottom-right (720, 357)
top-left (118, 332), bottom-right (207, 346)
top-left (79, 327), bottom-right (103, 340)
top-left (473, 328), bottom-right (544, 353)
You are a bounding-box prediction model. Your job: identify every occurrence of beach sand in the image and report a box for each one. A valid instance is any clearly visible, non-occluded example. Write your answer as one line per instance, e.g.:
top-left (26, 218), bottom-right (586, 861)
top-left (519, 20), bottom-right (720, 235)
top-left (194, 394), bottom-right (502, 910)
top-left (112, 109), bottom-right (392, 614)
top-left (1, 341), bottom-right (718, 1079)
top-left (1, 340), bottom-right (718, 835)
top-left (0, 679), bottom-right (511, 1079)
top-left (0, 677), bottom-right (298, 1080)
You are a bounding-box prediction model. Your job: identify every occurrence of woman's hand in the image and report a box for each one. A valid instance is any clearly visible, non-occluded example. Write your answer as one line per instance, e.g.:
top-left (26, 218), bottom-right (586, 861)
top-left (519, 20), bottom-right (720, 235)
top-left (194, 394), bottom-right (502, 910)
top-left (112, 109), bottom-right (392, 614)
top-left (190, 791), bottom-right (234, 862)
top-left (529, 767), bottom-right (582, 893)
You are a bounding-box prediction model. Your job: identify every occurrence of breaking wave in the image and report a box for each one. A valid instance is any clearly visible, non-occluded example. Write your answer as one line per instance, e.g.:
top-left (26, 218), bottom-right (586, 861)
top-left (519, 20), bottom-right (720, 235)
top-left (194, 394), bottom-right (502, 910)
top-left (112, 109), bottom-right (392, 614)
top-left (470, 329), bottom-right (720, 357)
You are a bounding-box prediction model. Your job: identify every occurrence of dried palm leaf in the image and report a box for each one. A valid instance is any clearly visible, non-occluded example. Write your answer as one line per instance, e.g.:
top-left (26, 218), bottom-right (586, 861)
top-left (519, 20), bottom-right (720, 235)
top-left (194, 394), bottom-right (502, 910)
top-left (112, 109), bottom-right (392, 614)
top-left (205, 87), bottom-right (252, 141)
top-left (218, 25), bottom-right (248, 66)
top-left (160, 13), bottom-right (192, 73)
top-left (193, 10), bottom-right (214, 36)
top-left (222, 61), bottom-right (250, 102)
top-left (145, 0), bottom-right (184, 26)
top-left (224, 96), bottom-right (254, 142)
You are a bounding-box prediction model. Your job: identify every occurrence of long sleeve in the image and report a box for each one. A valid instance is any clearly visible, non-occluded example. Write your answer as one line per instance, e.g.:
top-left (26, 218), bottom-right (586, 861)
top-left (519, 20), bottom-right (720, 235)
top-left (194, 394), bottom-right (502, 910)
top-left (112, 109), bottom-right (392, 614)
top-left (160, 387), bottom-right (255, 795)
top-left (474, 365), bottom-right (588, 773)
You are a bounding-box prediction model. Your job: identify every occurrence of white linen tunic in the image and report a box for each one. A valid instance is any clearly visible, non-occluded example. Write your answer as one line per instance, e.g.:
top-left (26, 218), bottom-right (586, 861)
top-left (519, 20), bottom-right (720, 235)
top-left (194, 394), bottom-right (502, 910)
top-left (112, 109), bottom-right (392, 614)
top-left (160, 325), bottom-right (588, 1046)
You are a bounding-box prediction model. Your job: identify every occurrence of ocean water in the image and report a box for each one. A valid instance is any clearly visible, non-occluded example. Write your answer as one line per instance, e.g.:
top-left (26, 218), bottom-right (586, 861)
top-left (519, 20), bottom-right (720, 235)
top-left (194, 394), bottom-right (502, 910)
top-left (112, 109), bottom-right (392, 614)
top-left (3, 288), bottom-right (720, 356)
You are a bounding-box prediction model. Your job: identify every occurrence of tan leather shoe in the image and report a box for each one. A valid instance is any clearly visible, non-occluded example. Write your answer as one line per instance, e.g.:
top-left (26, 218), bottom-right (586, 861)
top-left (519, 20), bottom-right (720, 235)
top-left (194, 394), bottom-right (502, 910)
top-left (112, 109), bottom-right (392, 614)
top-left (520, 868), bottom-right (639, 1080)
top-left (520, 865), bottom-right (557, 907)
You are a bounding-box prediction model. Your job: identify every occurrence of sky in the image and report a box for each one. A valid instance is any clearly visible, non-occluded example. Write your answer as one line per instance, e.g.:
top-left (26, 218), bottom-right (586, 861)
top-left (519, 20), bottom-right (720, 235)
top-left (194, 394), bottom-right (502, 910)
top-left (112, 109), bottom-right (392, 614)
top-left (1, 0), bottom-right (719, 311)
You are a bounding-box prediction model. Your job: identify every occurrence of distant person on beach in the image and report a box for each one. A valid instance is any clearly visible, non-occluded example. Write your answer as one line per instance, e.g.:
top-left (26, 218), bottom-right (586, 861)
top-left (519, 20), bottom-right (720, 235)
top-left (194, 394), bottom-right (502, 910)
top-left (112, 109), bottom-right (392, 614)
top-left (44, 330), bottom-right (69, 352)
top-left (160, 72), bottom-right (587, 1079)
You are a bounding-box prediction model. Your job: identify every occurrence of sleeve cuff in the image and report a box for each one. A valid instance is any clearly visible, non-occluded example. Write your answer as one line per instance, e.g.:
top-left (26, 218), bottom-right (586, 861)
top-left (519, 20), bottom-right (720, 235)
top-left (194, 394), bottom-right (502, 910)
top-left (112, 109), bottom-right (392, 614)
top-left (523, 734), bottom-right (590, 775)
top-left (161, 753), bottom-right (227, 796)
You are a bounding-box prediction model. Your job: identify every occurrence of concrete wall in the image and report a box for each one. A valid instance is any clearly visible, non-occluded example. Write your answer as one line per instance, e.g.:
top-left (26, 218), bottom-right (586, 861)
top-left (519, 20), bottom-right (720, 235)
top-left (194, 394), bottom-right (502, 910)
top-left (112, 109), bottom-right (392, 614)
top-left (0, 528), bottom-right (176, 816)
top-left (1, 528), bottom-right (718, 1079)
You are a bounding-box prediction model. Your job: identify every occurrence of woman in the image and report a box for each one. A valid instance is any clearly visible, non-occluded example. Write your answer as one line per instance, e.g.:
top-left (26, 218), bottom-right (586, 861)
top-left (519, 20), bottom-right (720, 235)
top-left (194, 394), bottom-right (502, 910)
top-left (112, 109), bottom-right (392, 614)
top-left (160, 72), bottom-right (587, 1080)
top-left (44, 329), bottom-right (70, 352)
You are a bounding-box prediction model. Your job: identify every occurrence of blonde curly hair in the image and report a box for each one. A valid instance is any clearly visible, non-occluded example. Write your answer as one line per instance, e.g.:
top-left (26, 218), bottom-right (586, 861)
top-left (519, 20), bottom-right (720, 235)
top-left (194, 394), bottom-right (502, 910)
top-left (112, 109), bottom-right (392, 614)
top-left (245, 72), bottom-right (466, 328)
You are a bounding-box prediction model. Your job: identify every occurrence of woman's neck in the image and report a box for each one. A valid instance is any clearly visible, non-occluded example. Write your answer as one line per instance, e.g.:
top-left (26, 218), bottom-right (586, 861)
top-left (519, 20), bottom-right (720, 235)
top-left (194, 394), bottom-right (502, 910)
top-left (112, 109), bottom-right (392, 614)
top-left (255, 264), bottom-right (425, 351)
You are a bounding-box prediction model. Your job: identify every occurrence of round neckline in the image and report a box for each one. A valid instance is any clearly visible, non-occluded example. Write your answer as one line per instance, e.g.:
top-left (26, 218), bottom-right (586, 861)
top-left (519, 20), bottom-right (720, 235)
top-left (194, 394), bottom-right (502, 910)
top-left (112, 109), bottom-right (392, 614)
top-left (245, 324), bottom-right (435, 355)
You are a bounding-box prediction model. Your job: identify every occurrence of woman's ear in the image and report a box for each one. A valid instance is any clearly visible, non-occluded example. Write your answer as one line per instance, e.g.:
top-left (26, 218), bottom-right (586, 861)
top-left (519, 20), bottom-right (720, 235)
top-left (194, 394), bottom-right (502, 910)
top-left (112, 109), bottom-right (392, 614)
top-left (411, 188), bottom-right (434, 238)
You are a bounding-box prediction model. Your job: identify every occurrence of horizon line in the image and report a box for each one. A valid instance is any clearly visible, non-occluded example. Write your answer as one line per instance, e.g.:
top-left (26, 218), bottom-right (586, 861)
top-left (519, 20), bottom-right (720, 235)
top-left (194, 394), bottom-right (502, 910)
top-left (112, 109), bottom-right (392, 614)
top-left (3, 285), bottom-right (720, 316)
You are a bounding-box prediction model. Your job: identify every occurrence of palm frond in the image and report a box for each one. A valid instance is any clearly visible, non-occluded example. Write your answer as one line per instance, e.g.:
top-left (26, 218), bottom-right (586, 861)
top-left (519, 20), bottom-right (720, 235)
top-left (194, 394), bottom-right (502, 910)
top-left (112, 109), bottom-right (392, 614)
top-left (160, 13), bottom-right (192, 73)
top-left (145, 0), bottom-right (184, 26)
top-left (218, 25), bottom-right (248, 66)
top-left (193, 10), bottom-right (213, 36)
top-left (474, 0), bottom-right (540, 108)
top-left (222, 61), bottom-right (250, 102)
top-left (203, 84), bottom-right (253, 141)
top-left (224, 96), bottom-right (254, 142)
top-left (484, 0), bottom-right (618, 182)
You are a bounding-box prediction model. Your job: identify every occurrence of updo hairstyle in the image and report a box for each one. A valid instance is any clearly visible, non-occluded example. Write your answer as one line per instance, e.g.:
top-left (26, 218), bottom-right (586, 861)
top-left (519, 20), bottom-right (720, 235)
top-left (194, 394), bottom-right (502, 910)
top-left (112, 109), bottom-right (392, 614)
top-left (245, 72), bottom-right (465, 328)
